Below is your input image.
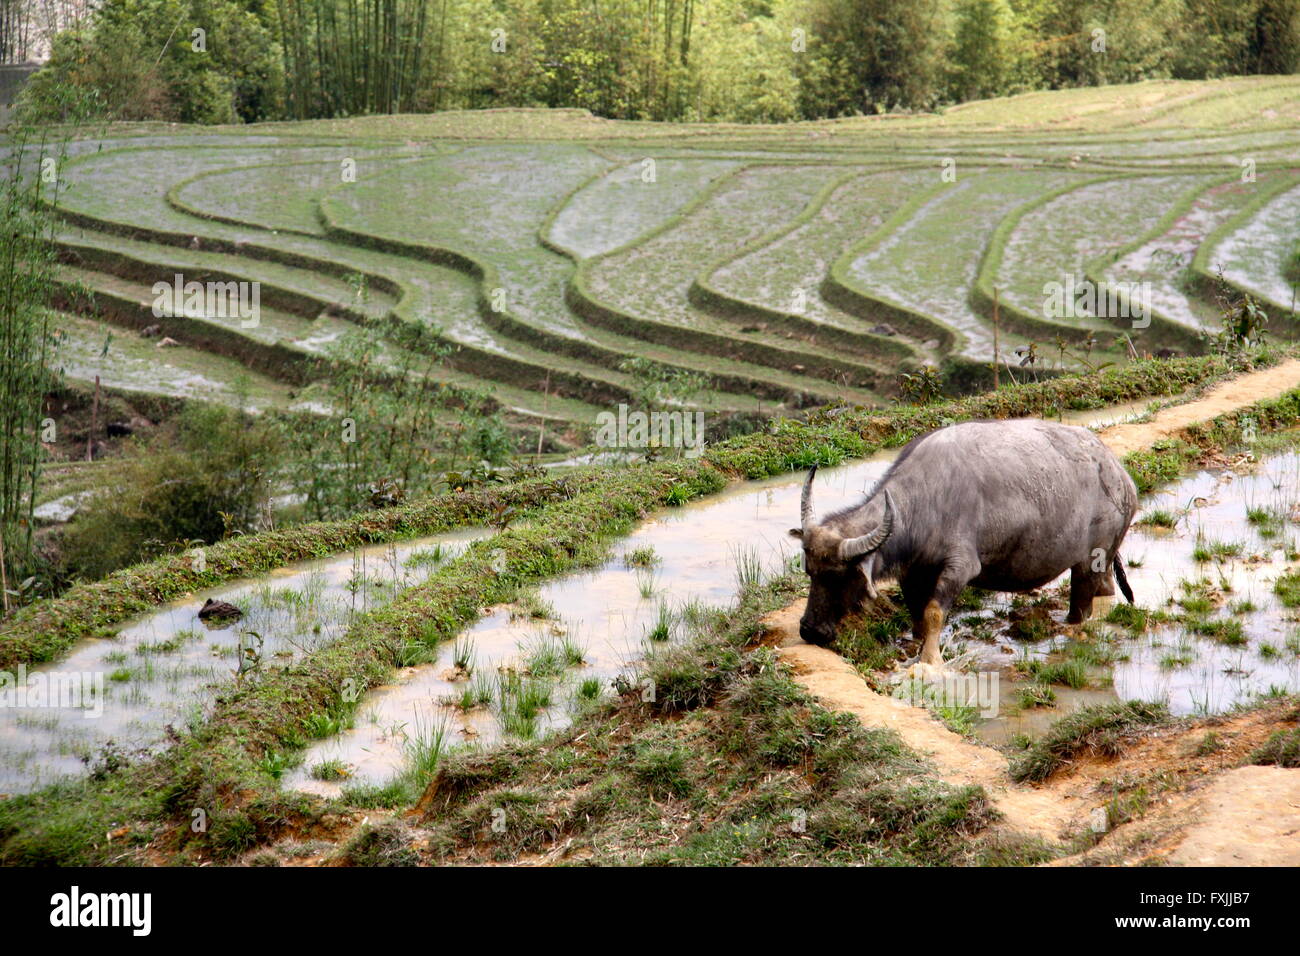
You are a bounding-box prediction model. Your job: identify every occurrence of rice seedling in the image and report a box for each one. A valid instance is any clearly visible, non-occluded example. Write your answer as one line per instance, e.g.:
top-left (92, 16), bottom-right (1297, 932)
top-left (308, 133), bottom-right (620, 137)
top-left (510, 587), bottom-right (555, 621)
top-left (303, 705), bottom-right (355, 739)
top-left (1066, 640), bottom-right (1116, 666)
top-left (1016, 683), bottom-right (1057, 709)
top-left (451, 635), bottom-right (475, 675)
top-left (522, 636), bottom-right (567, 678)
top-left (469, 672), bottom-right (495, 707)
top-left (404, 544), bottom-right (445, 569)
top-left (1183, 616), bottom-right (1246, 645)
top-left (624, 546), bottom-right (659, 568)
top-left (402, 710), bottom-right (452, 786)
top-left (730, 544), bottom-right (765, 593)
top-left (635, 567), bottom-right (659, 599)
top-left (1137, 509), bottom-right (1178, 528)
top-left (645, 601), bottom-right (674, 643)
top-left (559, 634), bottom-right (587, 667)
top-left (1105, 602), bottom-right (1148, 632)
top-left (1274, 569), bottom-right (1300, 608)
top-left (1019, 658), bottom-right (1089, 689)
top-left (310, 759), bottom-right (350, 781)
top-left (1192, 536), bottom-right (1242, 562)
top-left (494, 671), bottom-right (554, 740)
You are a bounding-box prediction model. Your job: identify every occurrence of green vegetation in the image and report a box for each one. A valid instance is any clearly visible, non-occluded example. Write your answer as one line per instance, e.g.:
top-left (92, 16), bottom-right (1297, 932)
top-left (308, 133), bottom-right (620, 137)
top-left (18, 0), bottom-right (1300, 123)
top-left (1276, 569), bottom-right (1300, 607)
top-left (412, 574), bottom-right (1014, 865)
top-left (1010, 701), bottom-right (1172, 783)
top-left (1250, 727), bottom-right (1300, 767)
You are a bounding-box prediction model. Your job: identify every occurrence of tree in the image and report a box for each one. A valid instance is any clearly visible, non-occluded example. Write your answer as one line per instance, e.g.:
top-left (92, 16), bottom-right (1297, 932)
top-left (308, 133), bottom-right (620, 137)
top-left (794, 0), bottom-right (947, 117)
top-left (949, 0), bottom-right (1025, 101)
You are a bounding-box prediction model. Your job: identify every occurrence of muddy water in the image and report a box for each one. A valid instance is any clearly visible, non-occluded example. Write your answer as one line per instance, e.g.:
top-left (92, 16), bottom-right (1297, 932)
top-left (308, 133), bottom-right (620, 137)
top-left (968, 448), bottom-right (1300, 745)
top-left (0, 530), bottom-right (484, 795)
top-left (287, 453), bottom-right (890, 795)
top-left (288, 400), bottom-right (1165, 796)
top-left (8, 396), bottom-right (1270, 798)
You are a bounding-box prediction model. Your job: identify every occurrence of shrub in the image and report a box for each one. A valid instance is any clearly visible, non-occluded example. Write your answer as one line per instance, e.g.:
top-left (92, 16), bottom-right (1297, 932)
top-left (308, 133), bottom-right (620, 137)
top-left (59, 402), bottom-right (278, 579)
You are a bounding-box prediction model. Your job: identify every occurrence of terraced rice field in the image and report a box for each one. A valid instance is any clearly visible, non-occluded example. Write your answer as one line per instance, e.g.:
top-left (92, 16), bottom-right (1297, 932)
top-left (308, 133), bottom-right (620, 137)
top-left (5, 76), bottom-right (1300, 873)
top-left (31, 78), bottom-right (1298, 439)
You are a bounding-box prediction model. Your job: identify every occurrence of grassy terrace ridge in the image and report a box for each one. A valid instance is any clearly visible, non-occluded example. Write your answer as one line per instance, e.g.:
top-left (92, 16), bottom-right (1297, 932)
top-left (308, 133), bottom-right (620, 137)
top-left (974, 171), bottom-right (1227, 351)
top-left (49, 262), bottom-right (573, 428)
top-left (692, 165), bottom-right (936, 365)
top-left (4, 349), bottom-right (1300, 865)
top-left (1193, 174), bottom-right (1300, 314)
top-left (51, 309), bottom-right (299, 413)
top-left (319, 149), bottom-right (872, 407)
top-left (1094, 171), bottom-right (1300, 332)
top-left (165, 154), bottom-right (437, 237)
top-left (571, 161), bottom-right (903, 384)
top-left (52, 155), bottom-right (650, 419)
top-left (21, 89), bottom-right (1297, 430)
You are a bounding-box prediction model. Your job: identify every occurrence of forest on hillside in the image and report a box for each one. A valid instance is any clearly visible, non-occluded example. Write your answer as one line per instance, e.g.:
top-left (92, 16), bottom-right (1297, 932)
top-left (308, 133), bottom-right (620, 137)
top-left (4, 0), bottom-right (1299, 125)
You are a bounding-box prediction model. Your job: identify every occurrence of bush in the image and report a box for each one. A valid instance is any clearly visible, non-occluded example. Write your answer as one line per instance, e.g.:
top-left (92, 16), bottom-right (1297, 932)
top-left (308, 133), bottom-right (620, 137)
top-left (59, 402), bottom-right (278, 580)
top-left (19, 0), bottom-right (284, 125)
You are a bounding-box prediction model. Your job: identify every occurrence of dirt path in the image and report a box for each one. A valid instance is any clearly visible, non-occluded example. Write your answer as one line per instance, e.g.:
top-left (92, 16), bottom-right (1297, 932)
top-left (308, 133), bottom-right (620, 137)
top-left (1096, 358), bottom-right (1300, 456)
top-left (1166, 766), bottom-right (1300, 865)
top-left (767, 361), bottom-right (1300, 860)
top-left (774, 630), bottom-right (1085, 843)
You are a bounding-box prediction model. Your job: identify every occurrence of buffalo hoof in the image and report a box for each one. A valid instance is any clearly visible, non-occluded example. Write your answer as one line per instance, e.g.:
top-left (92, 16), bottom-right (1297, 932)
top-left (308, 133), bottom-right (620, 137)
top-left (899, 660), bottom-right (954, 684)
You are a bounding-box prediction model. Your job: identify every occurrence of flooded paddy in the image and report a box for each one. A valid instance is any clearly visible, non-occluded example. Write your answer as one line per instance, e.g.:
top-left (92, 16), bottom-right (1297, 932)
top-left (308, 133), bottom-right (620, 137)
top-left (6, 397), bottom-right (1294, 799)
top-left (287, 399), bottom-right (1191, 796)
top-left (956, 446), bottom-right (1300, 745)
top-left (0, 529), bottom-right (484, 795)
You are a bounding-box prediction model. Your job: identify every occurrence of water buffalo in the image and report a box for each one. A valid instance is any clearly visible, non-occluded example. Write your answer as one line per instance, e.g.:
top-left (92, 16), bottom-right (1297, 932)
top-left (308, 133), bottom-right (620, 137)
top-left (791, 419), bottom-right (1137, 668)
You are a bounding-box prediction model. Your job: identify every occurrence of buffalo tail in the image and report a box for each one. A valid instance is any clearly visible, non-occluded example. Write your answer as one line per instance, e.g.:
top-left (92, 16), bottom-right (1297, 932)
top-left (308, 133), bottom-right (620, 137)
top-left (1113, 553), bottom-right (1134, 604)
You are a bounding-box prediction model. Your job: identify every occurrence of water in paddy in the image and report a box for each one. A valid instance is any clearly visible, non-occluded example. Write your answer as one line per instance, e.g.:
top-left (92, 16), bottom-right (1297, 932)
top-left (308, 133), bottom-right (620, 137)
top-left (0, 530), bottom-right (484, 795)
top-left (957, 447), bottom-right (1300, 745)
top-left (290, 401), bottom-right (1207, 795)
top-left (11, 397), bottom-right (1288, 797)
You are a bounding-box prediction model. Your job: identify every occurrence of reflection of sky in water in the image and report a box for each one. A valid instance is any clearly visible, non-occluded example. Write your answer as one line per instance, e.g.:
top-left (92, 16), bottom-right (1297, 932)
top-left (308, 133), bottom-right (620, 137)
top-left (1111, 451), bottom-right (1300, 715)
top-left (290, 400), bottom-right (1166, 795)
top-left (10, 401), bottom-right (1293, 797)
top-left (0, 530), bottom-right (484, 794)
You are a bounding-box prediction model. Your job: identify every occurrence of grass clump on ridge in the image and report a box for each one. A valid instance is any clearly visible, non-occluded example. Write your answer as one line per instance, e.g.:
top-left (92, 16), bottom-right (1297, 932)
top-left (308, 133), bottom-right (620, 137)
top-left (407, 573), bottom-right (1030, 867)
top-left (1010, 701), bottom-right (1171, 783)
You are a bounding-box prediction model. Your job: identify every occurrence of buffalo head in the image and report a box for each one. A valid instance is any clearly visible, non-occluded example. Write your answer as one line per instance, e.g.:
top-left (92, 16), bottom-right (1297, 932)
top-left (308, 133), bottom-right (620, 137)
top-left (788, 466), bottom-right (895, 646)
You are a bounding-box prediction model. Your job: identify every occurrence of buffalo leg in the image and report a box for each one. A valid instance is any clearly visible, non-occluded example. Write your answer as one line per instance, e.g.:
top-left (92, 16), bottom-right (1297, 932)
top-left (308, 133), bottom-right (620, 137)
top-left (1067, 563), bottom-right (1102, 624)
top-left (917, 600), bottom-right (946, 665)
top-left (904, 558), bottom-right (978, 666)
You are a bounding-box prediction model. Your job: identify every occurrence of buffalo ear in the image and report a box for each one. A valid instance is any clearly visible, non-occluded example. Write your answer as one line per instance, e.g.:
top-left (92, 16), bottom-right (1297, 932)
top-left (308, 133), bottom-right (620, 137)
top-left (788, 528), bottom-right (803, 538)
